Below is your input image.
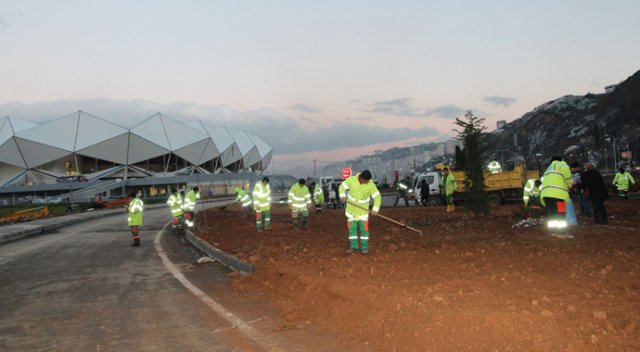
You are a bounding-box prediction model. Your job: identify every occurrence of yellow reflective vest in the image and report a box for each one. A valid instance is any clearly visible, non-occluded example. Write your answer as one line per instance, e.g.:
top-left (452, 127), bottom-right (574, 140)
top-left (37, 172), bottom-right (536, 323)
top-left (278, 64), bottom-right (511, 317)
top-left (613, 171), bottom-right (635, 191)
top-left (339, 173), bottom-right (382, 221)
top-left (167, 193), bottom-right (184, 216)
top-left (127, 197), bottom-right (144, 226)
top-left (288, 183), bottom-right (311, 210)
top-left (540, 160), bottom-right (573, 203)
top-left (253, 181), bottom-right (271, 211)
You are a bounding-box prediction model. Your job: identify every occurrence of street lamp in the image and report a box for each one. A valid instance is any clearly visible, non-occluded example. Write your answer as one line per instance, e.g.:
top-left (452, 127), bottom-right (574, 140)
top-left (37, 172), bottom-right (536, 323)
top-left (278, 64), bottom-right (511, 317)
top-left (605, 135), bottom-right (617, 171)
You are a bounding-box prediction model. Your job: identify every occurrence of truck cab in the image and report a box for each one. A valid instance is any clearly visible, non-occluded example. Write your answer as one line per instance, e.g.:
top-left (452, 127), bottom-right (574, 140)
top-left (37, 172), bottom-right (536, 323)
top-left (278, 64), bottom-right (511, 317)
top-left (414, 171), bottom-right (443, 206)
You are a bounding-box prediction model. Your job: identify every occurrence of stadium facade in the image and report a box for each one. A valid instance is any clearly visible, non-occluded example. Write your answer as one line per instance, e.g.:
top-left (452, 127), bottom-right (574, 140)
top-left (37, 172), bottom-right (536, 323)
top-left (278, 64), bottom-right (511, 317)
top-left (0, 111), bottom-right (273, 188)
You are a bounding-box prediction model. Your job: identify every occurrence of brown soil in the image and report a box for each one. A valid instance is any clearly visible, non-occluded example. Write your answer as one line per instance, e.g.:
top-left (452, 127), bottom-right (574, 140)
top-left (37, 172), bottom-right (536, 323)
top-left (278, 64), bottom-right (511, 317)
top-left (196, 200), bottom-right (640, 352)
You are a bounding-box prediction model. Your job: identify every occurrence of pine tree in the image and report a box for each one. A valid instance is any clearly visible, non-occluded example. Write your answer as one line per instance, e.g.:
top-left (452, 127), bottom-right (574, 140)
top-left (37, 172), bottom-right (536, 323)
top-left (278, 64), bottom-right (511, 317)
top-left (454, 145), bottom-right (465, 169)
top-left (454, 111), bottom-right (489, 214)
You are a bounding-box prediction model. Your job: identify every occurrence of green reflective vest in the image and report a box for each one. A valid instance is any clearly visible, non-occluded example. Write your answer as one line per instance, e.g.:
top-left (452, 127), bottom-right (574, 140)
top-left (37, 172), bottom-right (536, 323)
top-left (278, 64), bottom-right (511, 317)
top-left (183, 189), bottom-right (200, 211)
top-left (442, 173), bottom-right (456, 196)
top-left (314, 184), bottom-right (325, 203)
top-left (234, 187), bottom-right (252, 207)
top-left (253, 182), bottom-right (271, 211)
top-left (128, 197), bottom-right (144, 226)
top-left (339, 173), bottom-right (382, 221)
top-left (523, 179), bottom-right (541, 205)
top-left (613, 171), bottom-right (635, 191)
top-left (488, 161), bottom-right (502, 174)
top-left (288, 183), bottom-right (311, 210)
top-left (167, 193), bottom-right (184, 216)
top-left (540, 160), bottom-right (573, 202)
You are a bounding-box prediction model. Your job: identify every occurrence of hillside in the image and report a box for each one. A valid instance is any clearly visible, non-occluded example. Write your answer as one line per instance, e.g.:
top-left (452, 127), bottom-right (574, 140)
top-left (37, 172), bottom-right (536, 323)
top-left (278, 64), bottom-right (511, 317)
top-left (330, 70), bottom-right (640, 174)
top-left (486, 69), bottom-right (640, 169)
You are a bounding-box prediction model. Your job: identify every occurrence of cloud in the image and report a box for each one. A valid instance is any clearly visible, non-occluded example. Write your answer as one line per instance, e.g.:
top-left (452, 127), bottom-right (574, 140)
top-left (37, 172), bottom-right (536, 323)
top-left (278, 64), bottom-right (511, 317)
top-left (0, 16), bottom-right (8, 31)
top-left (425, 105), bottom-right (468, 119)
top-left (483, 96), bottom-right (516, 107)
top-left (0, 98), bottom-right (442, 155)
top-left (359, 98), bottom-right (469, 119)
top-left (364, 98), bottom-right (421, 116)
top-left (287, 103), bottom-right (320, 113)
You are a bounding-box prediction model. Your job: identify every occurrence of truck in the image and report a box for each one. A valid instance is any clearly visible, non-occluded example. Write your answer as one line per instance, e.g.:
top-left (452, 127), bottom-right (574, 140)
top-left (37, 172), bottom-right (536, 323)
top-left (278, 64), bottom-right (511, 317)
top-left (414, 165), bottom-right (540, 207)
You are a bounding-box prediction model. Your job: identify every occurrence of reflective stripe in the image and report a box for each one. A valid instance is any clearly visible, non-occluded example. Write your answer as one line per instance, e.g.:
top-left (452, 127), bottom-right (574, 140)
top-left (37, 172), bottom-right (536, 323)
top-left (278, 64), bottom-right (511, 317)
top-left (371, 191), bottom-right (380, 198)
top-left (541, 185), bottom-right (569, 193)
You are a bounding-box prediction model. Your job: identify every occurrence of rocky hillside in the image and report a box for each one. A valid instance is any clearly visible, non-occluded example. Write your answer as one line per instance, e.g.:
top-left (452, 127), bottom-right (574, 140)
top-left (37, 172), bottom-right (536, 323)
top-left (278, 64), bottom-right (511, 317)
top-left (486, 70), bottom-right (640, 168)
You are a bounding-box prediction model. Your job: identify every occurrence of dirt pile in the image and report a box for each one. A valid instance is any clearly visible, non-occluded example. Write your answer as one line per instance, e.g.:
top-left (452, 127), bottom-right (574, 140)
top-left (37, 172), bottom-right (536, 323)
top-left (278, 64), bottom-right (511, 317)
top-left (197, 201), bottom-right (640, 352)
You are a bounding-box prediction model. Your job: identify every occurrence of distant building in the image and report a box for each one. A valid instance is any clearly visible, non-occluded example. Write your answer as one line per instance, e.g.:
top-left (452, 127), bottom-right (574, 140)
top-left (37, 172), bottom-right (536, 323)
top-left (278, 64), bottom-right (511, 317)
top-left (432, 143), bottom-right (445, 157)
top-left (445, 139), bottom-right (463, 155)
top-left (497, 120), bottom-right (506, 130)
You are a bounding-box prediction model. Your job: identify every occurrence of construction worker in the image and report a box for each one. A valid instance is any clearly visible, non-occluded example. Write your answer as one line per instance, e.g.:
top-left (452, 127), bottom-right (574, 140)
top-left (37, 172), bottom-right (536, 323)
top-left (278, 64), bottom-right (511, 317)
top-left (488, 159), bottom-right (502, 174)
top-left (312, 181), bottom-right (324, 213)
top-left (523, 179), bottom-right (543, 219)
top-left (441, 167), bottom-right (456, 212)
top-left (183, 186), bottom-right (200, 228)
top-left (523, 179), bottom-right (542, 206)
top-left (613, 166), bottom-right (635, 200)
top-left (393, 175), bottom-right (412, 207)
top-left (167, 188), bottom-right (184, 232)
top-left (234, 187), bottom-right (253, 216)
top-left (339, 170), bottom-right (382, 254)
top-left (127, 190), bottom-right (144, 247)
top-left (540, 156), bottom-right (574, 236)
top-left (253, 177), bottom-right (272, 231)
top-left (288, 179), bottom-right (312, 229)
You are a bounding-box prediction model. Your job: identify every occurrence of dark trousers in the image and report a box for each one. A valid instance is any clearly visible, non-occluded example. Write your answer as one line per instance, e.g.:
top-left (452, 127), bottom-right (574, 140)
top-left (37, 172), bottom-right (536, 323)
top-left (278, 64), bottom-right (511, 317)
top-left (543, 197), bottom-right (566, 233)
top-left (590, 198), bottom-right (608, 224)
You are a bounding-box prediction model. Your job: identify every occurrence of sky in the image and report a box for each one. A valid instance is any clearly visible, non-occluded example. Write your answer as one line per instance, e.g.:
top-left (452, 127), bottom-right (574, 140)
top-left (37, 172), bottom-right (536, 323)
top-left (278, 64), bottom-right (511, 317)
top-left (1, 0), bottom-right (639, 175)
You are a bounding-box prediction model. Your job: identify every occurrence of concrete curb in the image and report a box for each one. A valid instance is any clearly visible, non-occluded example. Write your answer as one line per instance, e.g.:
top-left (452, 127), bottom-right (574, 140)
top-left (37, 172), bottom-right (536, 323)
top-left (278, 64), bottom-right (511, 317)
top-left (184, 227), bottom-right (255, 275)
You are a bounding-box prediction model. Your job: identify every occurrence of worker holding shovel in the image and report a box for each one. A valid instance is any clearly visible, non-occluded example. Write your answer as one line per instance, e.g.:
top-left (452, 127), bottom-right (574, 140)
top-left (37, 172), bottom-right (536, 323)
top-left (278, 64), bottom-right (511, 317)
top-left (339, 170), bottom-right (382, 255)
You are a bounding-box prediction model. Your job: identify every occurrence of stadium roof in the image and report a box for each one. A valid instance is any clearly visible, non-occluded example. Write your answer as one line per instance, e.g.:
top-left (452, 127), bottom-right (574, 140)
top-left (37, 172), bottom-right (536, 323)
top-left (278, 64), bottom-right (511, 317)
top-left (0, 111), bottom-right (273, 186)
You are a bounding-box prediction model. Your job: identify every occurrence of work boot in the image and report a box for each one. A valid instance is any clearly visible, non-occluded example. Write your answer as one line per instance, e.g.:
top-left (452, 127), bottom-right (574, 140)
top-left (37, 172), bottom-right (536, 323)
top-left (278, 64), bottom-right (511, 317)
top-left (361, 249), bottom-right (369, 255)
top-left (346, 248), bottom-right (358, 254)
top-left (131, 238), bottom-right (140, 247)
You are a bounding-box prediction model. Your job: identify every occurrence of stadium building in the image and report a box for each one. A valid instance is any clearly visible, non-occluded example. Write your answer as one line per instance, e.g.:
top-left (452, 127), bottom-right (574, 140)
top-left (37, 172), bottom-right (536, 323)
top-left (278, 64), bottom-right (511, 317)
top-left (0, 111), bottom-right (289, 204)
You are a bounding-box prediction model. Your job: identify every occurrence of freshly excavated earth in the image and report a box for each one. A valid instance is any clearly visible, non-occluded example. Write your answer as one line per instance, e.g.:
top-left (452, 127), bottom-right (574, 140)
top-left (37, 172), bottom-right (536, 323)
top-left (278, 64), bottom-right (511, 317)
top-left (196, 199), bottom-right (640, 352)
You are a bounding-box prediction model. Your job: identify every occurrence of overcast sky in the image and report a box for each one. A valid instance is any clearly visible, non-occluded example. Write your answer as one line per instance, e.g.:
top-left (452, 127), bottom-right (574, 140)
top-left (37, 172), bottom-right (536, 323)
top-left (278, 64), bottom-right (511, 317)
top-left (1, 1), bottom-right (639, 173)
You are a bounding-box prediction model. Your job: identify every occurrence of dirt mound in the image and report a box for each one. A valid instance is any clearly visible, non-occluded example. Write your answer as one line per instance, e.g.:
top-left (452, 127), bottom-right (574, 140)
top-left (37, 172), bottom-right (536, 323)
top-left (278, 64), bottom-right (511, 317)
top-left (197, 201), bottom-right (640, 352)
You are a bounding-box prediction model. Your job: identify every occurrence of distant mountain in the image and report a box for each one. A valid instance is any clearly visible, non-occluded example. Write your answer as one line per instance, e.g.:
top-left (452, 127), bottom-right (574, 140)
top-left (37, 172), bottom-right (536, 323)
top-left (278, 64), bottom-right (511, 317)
top-left (333, 70), bottom-right (640, 174)
top-left (485, 70), bottom-right (640, 169)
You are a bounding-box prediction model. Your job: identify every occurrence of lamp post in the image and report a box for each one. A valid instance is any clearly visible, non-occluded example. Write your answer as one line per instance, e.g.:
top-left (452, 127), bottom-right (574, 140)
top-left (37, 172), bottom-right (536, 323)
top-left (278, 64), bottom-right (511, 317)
top-left (605, 135), bottom-right (617, 171)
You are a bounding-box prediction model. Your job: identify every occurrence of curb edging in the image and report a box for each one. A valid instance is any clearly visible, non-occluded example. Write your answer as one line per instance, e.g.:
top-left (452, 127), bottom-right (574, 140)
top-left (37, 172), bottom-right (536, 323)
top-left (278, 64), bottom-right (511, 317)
top-left (184, 228), bottom-right (256, 275)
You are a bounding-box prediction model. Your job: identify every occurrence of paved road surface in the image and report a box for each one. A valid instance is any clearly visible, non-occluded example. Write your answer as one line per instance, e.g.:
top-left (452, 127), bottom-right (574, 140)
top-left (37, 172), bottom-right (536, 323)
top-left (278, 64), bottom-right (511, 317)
top-left (0, 205), bottom-right (348, 352)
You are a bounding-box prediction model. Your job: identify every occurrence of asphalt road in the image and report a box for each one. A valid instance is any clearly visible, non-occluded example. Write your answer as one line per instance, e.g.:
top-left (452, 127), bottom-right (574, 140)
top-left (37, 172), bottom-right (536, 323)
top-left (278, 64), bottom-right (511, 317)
top-left (0, 204), bottom-right (349, 352)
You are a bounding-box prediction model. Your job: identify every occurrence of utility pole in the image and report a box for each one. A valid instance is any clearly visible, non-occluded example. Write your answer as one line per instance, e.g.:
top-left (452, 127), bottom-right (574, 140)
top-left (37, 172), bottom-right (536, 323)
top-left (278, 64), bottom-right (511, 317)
top-left (313, 159), bottom-right (317, 179)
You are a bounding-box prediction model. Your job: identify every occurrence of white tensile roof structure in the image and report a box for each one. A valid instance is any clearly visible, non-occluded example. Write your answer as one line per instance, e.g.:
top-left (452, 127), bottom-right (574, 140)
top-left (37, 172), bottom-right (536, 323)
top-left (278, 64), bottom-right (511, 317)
top-left (0, 111), bottom-right (273, 186)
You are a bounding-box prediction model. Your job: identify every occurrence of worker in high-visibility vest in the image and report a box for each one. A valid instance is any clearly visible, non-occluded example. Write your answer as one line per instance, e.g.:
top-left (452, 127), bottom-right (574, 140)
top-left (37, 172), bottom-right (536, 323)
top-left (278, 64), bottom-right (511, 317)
top-left (488, 159), bottom-right (502, 174)
top-left (339, 170), bottom-right (382, 255)
top-left (234, 187), bottom-right (253, 216)
top-left (288, 179), bottom-right (312, 229)
top-left (127, 190), bottom-right (144, 247)
top-left (183, 186), bottom-right (200, 228)
top-left (394, 175), bottom-right (412, 207)
top-left (253, 177), bottom-right (272, 231)
top-left (167, 188), bottom-right (184, 231)
top-left (613, 166), bottom-right (636, 200)
top-left (441, 167), bottom-right (457, 212)
top-left (523, 179), bottom-right (542, 206)
top-left (312, 182), bottom-right (324, 213)
top-left (540, 156), bottom-right (574, 236)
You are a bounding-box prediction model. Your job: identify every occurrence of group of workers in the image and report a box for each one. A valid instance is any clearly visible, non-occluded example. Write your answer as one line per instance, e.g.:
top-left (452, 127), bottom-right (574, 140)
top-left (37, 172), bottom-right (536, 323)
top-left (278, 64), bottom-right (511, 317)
top-left (523, 159), bottom-right (635, 238)
top-left (125, 157), bottom-right (635, 249)
top-left (234, 171), bottom-right (381, 254)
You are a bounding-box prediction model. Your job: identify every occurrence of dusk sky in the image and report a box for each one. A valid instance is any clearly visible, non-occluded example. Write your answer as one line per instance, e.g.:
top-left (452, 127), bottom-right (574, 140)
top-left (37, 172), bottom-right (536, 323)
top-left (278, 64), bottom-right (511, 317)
top-left (1, 1), bottom-right (639, 174)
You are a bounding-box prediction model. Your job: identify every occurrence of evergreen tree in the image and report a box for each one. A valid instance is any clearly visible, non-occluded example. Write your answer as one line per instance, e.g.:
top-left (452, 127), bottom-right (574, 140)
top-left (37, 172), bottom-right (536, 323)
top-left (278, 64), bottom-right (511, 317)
top-left (454, 145), bottom-right (465, 169)
top-left (454, 111), bottom-right (489, 214)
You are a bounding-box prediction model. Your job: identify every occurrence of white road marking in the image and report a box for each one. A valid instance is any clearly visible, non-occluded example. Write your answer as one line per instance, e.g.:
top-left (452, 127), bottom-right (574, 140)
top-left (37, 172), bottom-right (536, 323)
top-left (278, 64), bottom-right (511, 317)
top-left (154, 223), bottom-right (283, 352)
